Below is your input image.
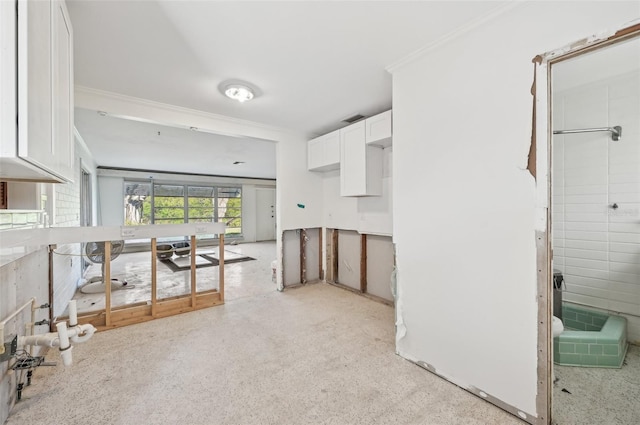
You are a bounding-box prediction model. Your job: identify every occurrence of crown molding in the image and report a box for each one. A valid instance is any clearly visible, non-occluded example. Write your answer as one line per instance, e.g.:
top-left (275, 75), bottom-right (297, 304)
top-left (386, 1), bottom-right (524, 74)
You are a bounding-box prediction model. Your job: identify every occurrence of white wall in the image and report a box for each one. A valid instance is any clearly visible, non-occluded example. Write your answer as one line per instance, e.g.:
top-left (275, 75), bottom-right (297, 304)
top-left (552, 71), bottom-right (640, 343)
top-left (391, 1), bottom-right (638, 419)
top-left (97, 176), bottom-right (124, 226)
top-left (0, 248), bottom-right (49, 425)
top-left (322, 147), bottom-right (393, 235)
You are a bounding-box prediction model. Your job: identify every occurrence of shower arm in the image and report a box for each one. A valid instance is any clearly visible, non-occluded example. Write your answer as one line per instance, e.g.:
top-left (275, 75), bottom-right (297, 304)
top-left (553, 125), bottom-right (622, 141)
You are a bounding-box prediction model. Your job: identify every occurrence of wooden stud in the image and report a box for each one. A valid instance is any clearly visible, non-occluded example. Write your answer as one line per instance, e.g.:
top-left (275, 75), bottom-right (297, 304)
top-left (104, 240), bottom-right (112, 327)
top-left (300, 229), bottom-right (307, 284)
top-left (48, 245), bottom-right (55, 332)
top-left (319, 228), bottom-right (323, 280)
top-left (331, 229), bottom-right (339, 283)
top-left (219, 234), bottom-right (225, 302)
top-left (151, 238), bottom-right (157, 317)
top-left (190, 235), bottom-right (197, 307)
top-left (360, 234), bottom-right (367, 293)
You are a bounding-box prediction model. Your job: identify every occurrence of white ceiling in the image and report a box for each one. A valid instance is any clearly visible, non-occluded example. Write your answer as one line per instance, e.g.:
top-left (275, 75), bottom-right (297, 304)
top-left (67, 1), bottom-right (508, 177)
top-left (74, 108), bottom-right (277, 179)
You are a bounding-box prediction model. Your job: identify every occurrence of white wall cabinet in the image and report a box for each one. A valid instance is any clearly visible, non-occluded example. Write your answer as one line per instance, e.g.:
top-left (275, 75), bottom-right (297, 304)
top-left (340, 120), bottom-right (383, 197)
top-left (365, 110), bottom-right (392, 147)
top-left (0, 0), bottom-right (74, 183)
top-left (307, 129), bottom-right (340, 171)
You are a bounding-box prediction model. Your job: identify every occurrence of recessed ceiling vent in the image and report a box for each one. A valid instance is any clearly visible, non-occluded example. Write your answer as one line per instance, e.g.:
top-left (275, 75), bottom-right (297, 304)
top-left (342, 114), bottom-right (365, 124)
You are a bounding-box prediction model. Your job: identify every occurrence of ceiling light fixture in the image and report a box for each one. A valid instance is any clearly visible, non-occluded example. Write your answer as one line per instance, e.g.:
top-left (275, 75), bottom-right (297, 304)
top-left (224, 84), bottom-right (254, 103)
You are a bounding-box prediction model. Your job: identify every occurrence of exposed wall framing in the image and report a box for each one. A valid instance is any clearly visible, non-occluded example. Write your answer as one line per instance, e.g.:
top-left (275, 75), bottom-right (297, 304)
top-left (3, 223), bottom-right (227, 332)
top-left (282, 228), bottom-right (323, 288)
top-left (73, 235), bottom-right (225, 331)
top-left (326, 229), bottom-right (394, 305)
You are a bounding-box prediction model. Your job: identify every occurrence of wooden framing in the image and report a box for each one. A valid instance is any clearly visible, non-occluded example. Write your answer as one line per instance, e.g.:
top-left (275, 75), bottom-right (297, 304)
top-left (0, 182), bottom-right (7, 209)
top-left (331, 229), bottom-right (339, 283)
top-left (300, 229), bottom-right (307, 284)
top-left (3, 223), bottom-right (227, 331)
top-left (318, 228), bottom-right (323, 280)
top-left (75, 234), bottom-right (225, 331)
top-left (360, 234), bottom-right (367, 293)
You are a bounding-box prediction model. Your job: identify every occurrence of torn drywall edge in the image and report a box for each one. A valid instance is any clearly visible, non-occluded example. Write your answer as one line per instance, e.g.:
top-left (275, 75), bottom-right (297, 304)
top-left (393, 251), bottom-right (406, 344)
top-left (526, 55), bottom-right (542, 180)
top-left (539, 18), bottom-right (640, 63)
top-left (533, 58), bottom-right (549, 234)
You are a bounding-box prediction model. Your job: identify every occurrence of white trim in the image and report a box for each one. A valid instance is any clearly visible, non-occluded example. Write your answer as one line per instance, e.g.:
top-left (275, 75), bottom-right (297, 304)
top-left (74, 85), bottom-right (312, 142)
top-left (1, 222), bottom-right (226, 249)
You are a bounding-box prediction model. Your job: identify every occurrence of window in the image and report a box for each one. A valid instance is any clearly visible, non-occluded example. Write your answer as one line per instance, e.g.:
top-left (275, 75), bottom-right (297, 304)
top-left (218, 187), bottom-right (242, 235)
top-left (124, 182), bottom-right (152, 225)
top-left (124, 181), bottom-right (242, 236)
top-left (154, 184), bottom-right (185, 225)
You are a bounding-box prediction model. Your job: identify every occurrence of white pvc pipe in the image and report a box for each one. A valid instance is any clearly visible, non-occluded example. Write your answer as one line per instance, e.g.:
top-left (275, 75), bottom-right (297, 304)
top-left (18, 324), bottom-right (96, 348)
top-left (69, 324), bottom-right (96, 344)
top-left (0, 298), bottom-right (36, 354)
top-left (17, 334), bottom-right (59, 348)
top-left (55, 322), bottom-right (72, 366)
top-left (68, 300), bottom-right (78, 327)
top-left (56, 322), bottom-right (70, 350)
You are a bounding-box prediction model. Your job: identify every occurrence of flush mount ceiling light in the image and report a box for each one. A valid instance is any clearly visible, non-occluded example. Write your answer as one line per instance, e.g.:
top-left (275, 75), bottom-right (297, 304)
top-left (224, 84), bottom-right (254, 102)
top-left (219, 80), bottom-right (260, 103)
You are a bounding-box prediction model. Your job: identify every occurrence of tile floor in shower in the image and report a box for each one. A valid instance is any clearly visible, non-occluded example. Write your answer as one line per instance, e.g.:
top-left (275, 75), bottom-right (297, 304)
top-left (72, 241), bottom-right (277, 314)
top-left (552, 343), bottom-right (640, 425)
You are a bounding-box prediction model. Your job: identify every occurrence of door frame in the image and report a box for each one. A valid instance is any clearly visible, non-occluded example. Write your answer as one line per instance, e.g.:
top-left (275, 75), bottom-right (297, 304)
top-left (533, 21), bottom-right (640, 424)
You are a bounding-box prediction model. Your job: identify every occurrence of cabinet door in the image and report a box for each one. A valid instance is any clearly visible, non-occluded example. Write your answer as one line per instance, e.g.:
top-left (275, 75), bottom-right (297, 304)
top-left (308, 130), bottom-right (340, 172)
top-left (340, 121), bottom-right (367, 196)
top-left (308, 137), bottom-right (325, 170)
top-left (324, 130), bottom-right (340, 166)
top-left (365, 110), bottom-right (392, 147)
top-left (0, 1), bottom-right (17, 157)
top-left (51, 0), bottom-right (73, 181)
top-left (17, 0), bottom-right (53, 168)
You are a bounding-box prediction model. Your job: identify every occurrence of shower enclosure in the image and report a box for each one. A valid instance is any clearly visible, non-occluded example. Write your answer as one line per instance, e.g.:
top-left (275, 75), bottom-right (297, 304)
top-left (551, 55), bottom-right (640, 345)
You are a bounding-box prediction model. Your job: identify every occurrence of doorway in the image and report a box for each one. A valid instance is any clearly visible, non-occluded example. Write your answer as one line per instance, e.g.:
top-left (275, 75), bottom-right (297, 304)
top-left (547, 29), bottom-right (640, 425)
top-left (256, 188), bottom-right (276, 241)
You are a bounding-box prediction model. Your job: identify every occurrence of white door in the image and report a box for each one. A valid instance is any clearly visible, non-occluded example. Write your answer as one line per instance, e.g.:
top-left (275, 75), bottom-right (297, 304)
top-left (256, 188), bottom-right (276, 241)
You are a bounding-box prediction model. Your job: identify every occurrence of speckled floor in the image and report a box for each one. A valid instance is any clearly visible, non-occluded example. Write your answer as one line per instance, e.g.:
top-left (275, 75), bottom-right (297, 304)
top-left (7, 283), bottom-right (522, 425)
top-left (72, 241), bottom-right (277, 314)
top-left (552, 344), bottom-right (640, 425)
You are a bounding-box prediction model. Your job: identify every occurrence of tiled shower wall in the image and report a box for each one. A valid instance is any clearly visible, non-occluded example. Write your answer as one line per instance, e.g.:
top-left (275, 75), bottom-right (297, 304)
top-left (552, 71), bottom-right (640, 343)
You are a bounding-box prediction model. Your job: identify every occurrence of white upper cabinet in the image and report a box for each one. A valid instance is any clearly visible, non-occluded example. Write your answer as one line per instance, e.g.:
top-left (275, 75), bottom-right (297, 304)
top-left (307, 110), bottom-right (390, 196)
top-left (340, 120), bottom-right (382, 197)
top-left (0, 0), bottom-right (74, 183)
top-left (51, 0), bottom-right (74, 180)
top-left (308, 129), bottom-right (340, 171)
top-left (365, 110), bottom-right (392, 147)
